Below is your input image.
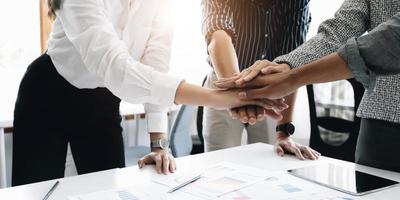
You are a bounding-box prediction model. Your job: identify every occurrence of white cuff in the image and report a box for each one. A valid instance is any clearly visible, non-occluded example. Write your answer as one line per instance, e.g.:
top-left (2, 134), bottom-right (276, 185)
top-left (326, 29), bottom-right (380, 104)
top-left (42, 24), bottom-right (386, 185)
top-left (151, 71), bottom-right (182, 106)
top-left (146, 112), bottom-right (169, 133)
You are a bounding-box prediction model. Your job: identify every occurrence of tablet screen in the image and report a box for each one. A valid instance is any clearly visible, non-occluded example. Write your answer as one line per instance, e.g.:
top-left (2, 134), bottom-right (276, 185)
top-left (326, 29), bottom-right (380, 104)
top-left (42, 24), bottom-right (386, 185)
top-left (288, 163), bottom-right (399, 196)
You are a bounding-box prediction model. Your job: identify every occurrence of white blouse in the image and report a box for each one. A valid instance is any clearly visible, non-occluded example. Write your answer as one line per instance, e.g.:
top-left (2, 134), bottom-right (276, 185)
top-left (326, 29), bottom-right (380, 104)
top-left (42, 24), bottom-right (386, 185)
top-left (47, 0), bottom-right (182, 133)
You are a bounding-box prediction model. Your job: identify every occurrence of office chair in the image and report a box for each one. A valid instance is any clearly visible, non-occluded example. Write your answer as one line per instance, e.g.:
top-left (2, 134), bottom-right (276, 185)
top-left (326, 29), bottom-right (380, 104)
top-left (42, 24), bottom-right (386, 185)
top-left (191, 76), bottom-right (208, 154)
top-left (170, 105), bottom-right (196, 157)
top-left (307, 79), bottom-right (365, 162)
top-left (125, 105), bottom-right (197, 166)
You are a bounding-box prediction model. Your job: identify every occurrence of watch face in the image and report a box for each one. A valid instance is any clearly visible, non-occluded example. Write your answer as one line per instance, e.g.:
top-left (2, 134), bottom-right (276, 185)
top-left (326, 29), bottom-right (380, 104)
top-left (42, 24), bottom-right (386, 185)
top-left (287, 123), bottom-right (295, 135)
top-left (160, 139), bottom-right (170, 149)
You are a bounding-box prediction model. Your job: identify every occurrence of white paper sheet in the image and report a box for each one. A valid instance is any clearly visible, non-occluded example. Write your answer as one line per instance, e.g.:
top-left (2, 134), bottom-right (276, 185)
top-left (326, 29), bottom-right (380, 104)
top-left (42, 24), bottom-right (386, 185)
top-left (151, 162), bottom-right (272, 199)
top-left (220, 172), bottom-right (373, 200)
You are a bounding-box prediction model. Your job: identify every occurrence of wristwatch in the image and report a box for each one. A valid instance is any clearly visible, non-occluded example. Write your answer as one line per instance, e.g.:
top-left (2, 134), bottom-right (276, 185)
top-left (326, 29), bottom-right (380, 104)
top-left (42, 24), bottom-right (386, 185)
top-left (150, 138), bottom-right (170, 150)
top-left (276, 122), bottom-right (295, 136)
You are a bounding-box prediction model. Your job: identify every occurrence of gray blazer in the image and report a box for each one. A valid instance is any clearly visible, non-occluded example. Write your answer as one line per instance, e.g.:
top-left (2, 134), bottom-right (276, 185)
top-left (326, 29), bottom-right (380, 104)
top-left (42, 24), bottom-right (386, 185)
top-left (274, 0), bottom-right (400, 124)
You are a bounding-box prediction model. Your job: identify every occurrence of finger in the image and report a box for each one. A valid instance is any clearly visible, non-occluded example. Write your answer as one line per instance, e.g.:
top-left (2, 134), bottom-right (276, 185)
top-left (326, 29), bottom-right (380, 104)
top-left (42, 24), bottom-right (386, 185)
top-left (292, 147), bottom-right (306, 160)
top-left (235, 69), bottom-right (252, 85)
top-left (255, 106), bottom-right (265, 121)
top-left (162, 154), bottom-right (170, 174)
top-left (238, 107), bottom-right (248, 123)
top-left (300, 146), bottom-right (317, 160)
top-left (239, 88), bottom-right (269, 100)
top-left (275, 144), bottom-right (285, 157)
top-left (247, 106), bottom-right (257, 125)
top-left (214, 76), bottom-right (241, 89)
top-left (264, 109), bottom-right (283, 121)
top-left (138, 159), bottom-right (145, 169)
top-left (169, 156), bottom-right (177, 173)
top-left (272, 101), bottom-right (289, 112)
top-left (242, 62), bottom-right (264, 82)
top-left (229, 108), bottom-right (239, 119)
top-left (312, 149), bottom-right (321, 159)
top-left (155, 155), bottom-right (163, 174)
top-left (261, 66), bottom-right (282, 75)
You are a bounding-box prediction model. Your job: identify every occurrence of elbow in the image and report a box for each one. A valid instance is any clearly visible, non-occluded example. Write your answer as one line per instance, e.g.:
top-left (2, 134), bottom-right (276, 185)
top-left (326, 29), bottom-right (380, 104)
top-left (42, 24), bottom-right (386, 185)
top-left (207, 30), bottom-right (233, 54)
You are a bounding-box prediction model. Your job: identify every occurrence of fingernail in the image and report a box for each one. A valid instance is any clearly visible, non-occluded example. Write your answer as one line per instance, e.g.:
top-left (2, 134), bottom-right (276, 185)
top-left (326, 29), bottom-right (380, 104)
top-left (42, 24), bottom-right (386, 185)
top-left (238, 92), bottom-right (247, 99)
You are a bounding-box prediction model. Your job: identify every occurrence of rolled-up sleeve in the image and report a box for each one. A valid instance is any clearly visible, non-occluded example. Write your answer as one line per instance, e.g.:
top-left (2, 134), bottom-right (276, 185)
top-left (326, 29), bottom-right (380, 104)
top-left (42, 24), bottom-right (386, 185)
top-left (338, 12), bottom-right (400, 91)
top-left (201, 0), bottom-right (236, 44)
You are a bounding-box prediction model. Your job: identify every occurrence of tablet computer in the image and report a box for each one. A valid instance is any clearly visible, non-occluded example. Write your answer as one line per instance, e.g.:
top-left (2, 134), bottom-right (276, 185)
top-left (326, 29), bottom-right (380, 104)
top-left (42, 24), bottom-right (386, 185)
top-left (288, 163), bottom-right (399, 196)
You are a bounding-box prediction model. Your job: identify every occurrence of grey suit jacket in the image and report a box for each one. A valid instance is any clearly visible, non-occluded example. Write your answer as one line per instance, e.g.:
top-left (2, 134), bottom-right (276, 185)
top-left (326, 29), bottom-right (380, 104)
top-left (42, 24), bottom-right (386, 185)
top-left (275, 0), bottom-right (400, 124)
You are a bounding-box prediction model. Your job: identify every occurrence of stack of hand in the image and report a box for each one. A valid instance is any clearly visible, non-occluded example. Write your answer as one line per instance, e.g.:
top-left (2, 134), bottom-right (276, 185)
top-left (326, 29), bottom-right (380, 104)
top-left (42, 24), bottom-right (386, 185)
top-left (214, 60), bottom-right (320, 161)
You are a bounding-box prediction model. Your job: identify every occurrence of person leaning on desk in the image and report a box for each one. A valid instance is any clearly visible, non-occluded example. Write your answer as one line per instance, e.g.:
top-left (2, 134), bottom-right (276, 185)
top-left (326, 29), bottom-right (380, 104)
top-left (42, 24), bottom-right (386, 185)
top-left (216, 11), bottom-right (400, 172)
top-left (11, 0), bottom-right (289, 186)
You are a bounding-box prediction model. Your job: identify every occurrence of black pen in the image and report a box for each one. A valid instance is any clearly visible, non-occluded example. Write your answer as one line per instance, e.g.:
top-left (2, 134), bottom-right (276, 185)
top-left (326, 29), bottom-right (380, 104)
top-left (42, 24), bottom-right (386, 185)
top-left (167, 175), bottom-right (202, 193)
top-left (42, 181), bottom-right (59, 200)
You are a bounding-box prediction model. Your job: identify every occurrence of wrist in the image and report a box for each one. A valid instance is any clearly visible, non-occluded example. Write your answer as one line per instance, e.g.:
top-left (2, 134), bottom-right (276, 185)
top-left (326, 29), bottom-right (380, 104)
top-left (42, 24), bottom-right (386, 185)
top-left (277, 131), bottom-right (290, 140)
top-left (288, 69), bottom-right (305, 89)
top-left (150, 132), bottom-right (167, 141)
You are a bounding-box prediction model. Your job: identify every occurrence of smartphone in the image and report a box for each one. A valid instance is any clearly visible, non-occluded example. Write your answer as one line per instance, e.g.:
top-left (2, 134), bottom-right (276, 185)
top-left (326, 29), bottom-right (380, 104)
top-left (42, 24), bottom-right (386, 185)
top-left (288, 163), bottom-right (399, 196)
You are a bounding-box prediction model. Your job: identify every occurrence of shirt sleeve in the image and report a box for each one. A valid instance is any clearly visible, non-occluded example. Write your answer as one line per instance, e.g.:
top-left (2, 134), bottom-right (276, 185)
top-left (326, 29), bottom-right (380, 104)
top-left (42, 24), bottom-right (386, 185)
top-left (337, 12), bottom-right (400, 91)
top-left (274, 0), bottom-right (370, 68)
top-left (140, 1), bottom-right (174, 133)
top-left (56, 0), bottom-right (182, 107)
top-left (201, 0), bottom-right (236, 44)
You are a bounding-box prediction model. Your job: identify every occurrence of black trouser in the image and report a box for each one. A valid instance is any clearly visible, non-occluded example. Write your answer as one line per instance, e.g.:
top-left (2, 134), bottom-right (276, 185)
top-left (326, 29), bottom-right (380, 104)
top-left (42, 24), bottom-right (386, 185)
top-left (12, 54), bottom-right (125, 186)
top-left (356, 118), bottom-right (400, 172)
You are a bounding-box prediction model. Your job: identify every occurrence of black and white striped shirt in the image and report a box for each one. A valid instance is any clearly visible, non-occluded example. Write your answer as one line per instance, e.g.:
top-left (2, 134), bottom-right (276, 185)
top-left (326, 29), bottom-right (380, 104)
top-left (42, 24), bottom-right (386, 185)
top-left (202, 0), bottom-right (311, 70)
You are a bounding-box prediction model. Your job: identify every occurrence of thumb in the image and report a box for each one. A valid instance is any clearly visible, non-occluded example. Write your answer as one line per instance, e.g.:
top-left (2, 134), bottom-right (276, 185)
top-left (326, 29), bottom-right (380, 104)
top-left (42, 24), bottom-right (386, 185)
top-left (275, 145), bottom-right (285, 157)
top-left (138, 154), bottom-right (154, 168)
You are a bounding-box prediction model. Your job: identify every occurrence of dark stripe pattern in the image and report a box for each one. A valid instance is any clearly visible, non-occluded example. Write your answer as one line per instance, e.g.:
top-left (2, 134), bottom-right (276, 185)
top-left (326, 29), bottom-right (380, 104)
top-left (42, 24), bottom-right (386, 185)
top-left (202, 0), bottom-right (311, 70)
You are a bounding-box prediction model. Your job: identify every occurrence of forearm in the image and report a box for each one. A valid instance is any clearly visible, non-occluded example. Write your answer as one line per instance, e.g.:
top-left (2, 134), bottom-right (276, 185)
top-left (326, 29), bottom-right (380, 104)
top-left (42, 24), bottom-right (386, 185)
top-left (293, 53), bottom-right (353, 87)
top-left (174, 81), bottom-right (213, 107)
top-left (277, 92), bottom-right (297, 125)
top-left (208, 30), bottom-right (240, 78)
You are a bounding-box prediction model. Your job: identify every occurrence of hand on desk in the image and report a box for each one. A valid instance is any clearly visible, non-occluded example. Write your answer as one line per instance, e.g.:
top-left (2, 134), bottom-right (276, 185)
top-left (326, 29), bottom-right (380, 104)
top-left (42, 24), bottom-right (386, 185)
top-left (138, 148), bottom-right (176, 174)
top-left (275, 134), bottom-right (321, 160)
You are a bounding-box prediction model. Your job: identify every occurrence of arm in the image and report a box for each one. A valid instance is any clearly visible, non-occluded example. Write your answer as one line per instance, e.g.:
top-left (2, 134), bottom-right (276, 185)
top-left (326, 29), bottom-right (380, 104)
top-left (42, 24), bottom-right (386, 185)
top-left (338, 12), bottom-right (400, 91)
top-left (202, 0), bottom-right (239, 78)
top-left (274, 0), bottom-right (370, 67)
top-left (202, 0), bottom-right (271, 124)
top-left (227, 53), bottom-right (353, 100)
top-left (57, 0), bottom-right (182, 107)
top-left (139, 1), bottom-right (176, 174)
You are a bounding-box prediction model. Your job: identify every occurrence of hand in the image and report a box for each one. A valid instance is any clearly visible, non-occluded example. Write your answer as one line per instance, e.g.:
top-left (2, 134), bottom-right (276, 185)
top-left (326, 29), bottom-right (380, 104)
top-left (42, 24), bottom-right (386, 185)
top-left (214, 61), bottom-right (291, 89)
top-left (229, 104), bottom-right (286, 124)
top-left (236, 60), bottom-right (290, 85)
top-left (208, 89), bottom-right (289, 111)
top-left (275, 134), bottom-right (321, 160)
top-left (138, 148), bottom-right (176, 174)
top-left (233, 71), bottom-right (300, 100)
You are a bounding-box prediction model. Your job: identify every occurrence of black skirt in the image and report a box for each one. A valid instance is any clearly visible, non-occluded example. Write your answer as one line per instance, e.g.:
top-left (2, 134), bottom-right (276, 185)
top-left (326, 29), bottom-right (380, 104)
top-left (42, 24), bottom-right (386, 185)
top-left (356, 118), bottom-right (400, 172)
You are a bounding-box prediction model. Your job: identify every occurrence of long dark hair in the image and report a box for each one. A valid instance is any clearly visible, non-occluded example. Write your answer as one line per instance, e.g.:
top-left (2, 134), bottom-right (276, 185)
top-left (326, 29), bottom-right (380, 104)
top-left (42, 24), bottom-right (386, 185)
top-left (47, 0), bottom-right (62, 19)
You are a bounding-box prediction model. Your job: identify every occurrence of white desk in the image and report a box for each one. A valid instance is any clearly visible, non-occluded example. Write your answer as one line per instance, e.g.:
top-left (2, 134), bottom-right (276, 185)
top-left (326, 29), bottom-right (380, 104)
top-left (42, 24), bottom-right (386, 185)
top-left (0, 143), bottom-right (399, 200)
top-left (0, 103), bottom-right (180, 188)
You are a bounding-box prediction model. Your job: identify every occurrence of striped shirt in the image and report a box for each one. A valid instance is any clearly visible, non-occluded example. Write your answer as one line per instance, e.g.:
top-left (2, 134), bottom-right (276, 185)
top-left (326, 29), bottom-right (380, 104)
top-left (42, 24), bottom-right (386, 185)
top-left (201, 0), bottom-right (311, 70)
